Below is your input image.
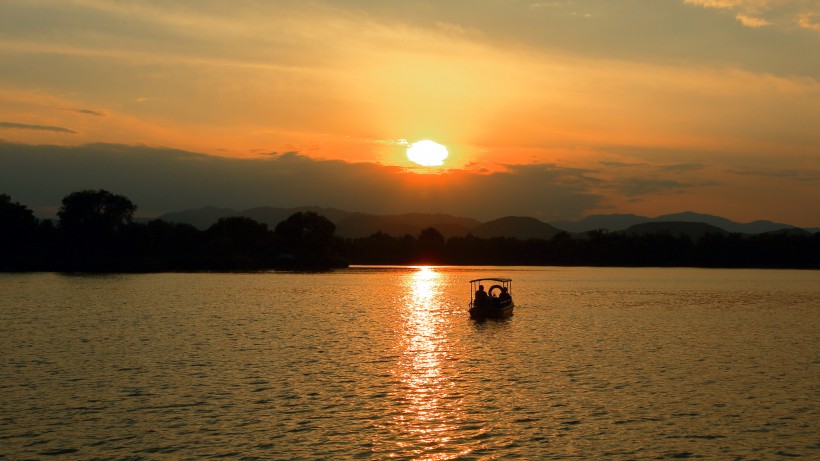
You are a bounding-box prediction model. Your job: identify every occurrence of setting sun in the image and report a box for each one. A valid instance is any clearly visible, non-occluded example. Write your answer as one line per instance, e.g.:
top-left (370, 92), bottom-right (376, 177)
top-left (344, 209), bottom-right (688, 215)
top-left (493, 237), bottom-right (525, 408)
top-left (406, 140), bottom-right (448, 167)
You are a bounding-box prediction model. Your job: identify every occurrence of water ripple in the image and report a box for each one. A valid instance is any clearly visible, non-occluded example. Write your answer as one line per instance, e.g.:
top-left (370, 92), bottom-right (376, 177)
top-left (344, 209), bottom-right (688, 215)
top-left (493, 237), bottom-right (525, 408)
top-left (0, 268), bottom-right (818, 459)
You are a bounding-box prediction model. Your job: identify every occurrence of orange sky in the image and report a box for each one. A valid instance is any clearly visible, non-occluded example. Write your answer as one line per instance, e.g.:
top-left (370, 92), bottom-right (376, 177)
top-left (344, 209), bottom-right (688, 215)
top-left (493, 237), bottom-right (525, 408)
top-left (1, 1), bottom-right (819, 226)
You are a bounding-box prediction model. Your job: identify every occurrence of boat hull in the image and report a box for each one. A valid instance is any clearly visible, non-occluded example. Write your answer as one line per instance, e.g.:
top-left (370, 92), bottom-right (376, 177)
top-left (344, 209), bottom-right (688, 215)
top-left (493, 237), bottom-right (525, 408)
top-left (469, 299), bottom-right (514, 319)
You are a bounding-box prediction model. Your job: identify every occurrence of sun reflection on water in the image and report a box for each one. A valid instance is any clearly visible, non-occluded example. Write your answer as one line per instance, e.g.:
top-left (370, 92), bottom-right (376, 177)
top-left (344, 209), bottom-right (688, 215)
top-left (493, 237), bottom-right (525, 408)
top-left (383, 266), bottom-right (471, 460)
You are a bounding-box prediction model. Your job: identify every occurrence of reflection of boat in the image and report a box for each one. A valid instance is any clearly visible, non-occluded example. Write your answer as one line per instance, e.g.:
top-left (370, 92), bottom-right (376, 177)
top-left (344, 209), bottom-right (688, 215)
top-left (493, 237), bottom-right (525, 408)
top-left (469, 277), bottom-right (514, 319)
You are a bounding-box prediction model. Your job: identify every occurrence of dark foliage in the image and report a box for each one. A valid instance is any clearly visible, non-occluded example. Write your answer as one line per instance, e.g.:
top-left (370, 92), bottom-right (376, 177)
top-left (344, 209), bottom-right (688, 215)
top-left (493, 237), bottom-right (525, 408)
top-left (0, 194), bottom-right (44, 270)
top-left (341, 226), bottom-right (820, 269)
top-left (54, 189), bottom-right (138, 271)
top-left (274, 211), bottom-right (344, 269)
top-left (206, 217), bottom-right (276, 270)
top-left (0, 191), bottom-right (346, 272)
top-left (125, 219), bottom-right (205, 271)
top-left (1, 190), bottom-right (818, 272)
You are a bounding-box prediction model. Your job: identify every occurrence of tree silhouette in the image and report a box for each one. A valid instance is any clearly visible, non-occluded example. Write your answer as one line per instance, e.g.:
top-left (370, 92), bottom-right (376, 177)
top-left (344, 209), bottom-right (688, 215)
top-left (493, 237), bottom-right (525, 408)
top-left (416, 227), bottom-right (445, 263)
top-left (128, 219), bottom-right (204, 271)
top-left (274, 211), bottom-right (341, 268)
top-left (3, 192), bottom-right (819, 271)
top-left (56, 189), bottom-right (137, 271)
top-left (0, 194), bottom-right (41, 270)
top-left (207, 216), bottom-right (275, 269)
top-left (58, 189), bottom-right (136, 234)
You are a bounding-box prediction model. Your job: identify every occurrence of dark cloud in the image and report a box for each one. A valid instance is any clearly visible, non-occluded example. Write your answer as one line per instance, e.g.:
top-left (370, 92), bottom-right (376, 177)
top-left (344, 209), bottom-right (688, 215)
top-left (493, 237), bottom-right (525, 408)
top-left (726, 168), bottom-right (799, 178)
top-left (607, 176), bottom-right (718, 197)
top-left (0, 142), bottom-right (604, 222)
top-left (337, 0), bottom-right (820, 79)
top-left (727, 168), bottom-right (820, 183)
top-left (0, 122), bottom-right (76, 134)
top-left (599, 161), bottom-right (646, 168)
top-left (659, 163), bottom-right (705, 172)
top-left (601, 161), bottom-right (706, 173)
top-left (64, 108), bottom-right (106, 117)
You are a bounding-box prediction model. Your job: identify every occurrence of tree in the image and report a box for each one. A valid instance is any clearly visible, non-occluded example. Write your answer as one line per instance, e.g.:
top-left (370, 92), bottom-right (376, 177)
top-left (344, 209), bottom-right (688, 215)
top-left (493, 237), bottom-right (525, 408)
top-left (58, 189), bottom-right (136, 234)
top-left (275, 211), bottom-right (335, 243)
top-left (207, 216), bottom-right (274, 269)
top-left (0, 194), bottom-right (41, 270)
top-left (127, 219), bottom-right (204, 271)
top-left (274, 212), bottom-right (342, 268)
top-left (416, 227), bottom-right (445, 264)
top-left (56, 189), bottom-right (137, 271)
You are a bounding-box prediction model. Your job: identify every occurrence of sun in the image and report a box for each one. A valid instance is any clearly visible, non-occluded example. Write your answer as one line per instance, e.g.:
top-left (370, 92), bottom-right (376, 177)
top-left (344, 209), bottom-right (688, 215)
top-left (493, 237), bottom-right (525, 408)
top-left (406, 140), bottom-right (448, 167)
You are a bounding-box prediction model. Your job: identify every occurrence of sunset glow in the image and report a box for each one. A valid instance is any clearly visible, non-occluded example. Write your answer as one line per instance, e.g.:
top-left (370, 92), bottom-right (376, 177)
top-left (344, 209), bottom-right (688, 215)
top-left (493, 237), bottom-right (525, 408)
top-left (1, 1), bottom-right (819, 227)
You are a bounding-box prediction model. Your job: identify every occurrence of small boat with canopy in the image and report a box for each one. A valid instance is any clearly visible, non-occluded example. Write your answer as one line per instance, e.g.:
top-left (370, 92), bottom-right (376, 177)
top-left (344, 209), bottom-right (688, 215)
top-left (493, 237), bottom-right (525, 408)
top-left (469, 277), bottom-right (514, 319)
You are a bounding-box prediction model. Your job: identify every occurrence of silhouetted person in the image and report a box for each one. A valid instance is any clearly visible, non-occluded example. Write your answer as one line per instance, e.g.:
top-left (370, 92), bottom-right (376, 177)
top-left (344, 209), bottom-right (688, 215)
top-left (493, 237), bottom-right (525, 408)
top-left (475, 284), bottom-right (488, 304)
top-left (499, 287), bottom-right (511, 302)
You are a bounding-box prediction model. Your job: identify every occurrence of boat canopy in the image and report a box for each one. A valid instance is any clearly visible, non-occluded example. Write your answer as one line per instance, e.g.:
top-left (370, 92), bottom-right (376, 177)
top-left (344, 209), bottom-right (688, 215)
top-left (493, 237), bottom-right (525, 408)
top-left (469, 277), bottom-right (512, 283)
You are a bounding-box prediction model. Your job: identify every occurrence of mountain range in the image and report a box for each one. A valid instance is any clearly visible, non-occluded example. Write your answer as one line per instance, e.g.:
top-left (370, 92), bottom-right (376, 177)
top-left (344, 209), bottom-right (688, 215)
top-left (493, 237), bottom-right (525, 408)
top-left (158, 207), bottom-right (818, 239)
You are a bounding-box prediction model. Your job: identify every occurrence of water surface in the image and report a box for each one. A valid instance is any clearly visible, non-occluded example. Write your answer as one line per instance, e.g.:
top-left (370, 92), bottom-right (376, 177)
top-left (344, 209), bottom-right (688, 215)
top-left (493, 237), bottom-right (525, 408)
top-left (1, 267), bottom-right (818, 459)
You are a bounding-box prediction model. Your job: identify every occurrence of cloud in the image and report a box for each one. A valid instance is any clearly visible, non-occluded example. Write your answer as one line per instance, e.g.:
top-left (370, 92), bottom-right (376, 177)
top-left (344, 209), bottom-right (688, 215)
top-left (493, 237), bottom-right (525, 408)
top-left (599, 161), bottom-right (646, 169)
top-left (736, 14), bottom-right (770, 27)
top-left (683, 0), bottom-right (742, 8)
top-left (0, 122), bottom-right (76, 134)
top-left (799, 12), bottom-right (820, 32)
top-left (606, 176), bottom-right (718, 198)
top-left (683, 0), bottom-right (818, 30)
top-left (2, 1), bottom-right (818, 160)
top-left (659, 163), bottom-right (707, 172)
top-left (64, 108), bottom-right (106, 117)
top-left (726, 168), bottom-right (801, 178)
top-left (2, 141), bottom-right (819, 226)
top-left (0, 142), bottom-right (604, 222)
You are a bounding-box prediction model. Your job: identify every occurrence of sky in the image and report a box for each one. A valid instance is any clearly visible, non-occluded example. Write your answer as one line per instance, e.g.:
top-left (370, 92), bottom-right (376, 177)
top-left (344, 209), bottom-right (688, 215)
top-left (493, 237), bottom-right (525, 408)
top-left (1, 0), bottom-right (819, 226)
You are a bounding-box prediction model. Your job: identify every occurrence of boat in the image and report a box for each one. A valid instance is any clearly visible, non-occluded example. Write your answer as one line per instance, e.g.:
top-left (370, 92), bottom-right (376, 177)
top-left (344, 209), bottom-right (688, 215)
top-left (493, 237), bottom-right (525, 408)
top-left (469, 277), bottom-right (514, 319)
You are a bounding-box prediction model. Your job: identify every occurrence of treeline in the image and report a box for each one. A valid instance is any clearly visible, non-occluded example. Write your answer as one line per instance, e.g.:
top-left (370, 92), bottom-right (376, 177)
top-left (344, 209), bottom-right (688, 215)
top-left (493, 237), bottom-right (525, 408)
top-left (348, 228), bottom-right (820, 268)
top-left (1, 190), bottom-right (346, 272)
top-left (2, 190), bottom-right (819, 272)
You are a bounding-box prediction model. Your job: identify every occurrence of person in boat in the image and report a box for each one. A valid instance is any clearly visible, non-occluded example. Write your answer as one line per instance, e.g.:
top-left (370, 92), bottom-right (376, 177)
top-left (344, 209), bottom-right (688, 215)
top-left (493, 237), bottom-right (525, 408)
top-left (475, 285), bottom-right (488, 304)
top-left (498, 287), bottom-right (511, 302)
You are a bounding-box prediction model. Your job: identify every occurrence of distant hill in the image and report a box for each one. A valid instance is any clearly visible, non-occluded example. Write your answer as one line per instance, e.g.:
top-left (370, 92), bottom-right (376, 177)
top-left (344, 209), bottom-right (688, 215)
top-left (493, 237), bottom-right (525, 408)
top-left (159, 206), bottom-right (239, 230)
top-left (653, 212), bottom-right (796, 234)
top-left (159, 205), bottom-right (355, 231)
top-left (552, 211), bottom-right (799, 234)
top-left (159, 207), bottom-right (813, 239)
top-left (242, 206), bottom-right (355, 227)
top-left (623, 221), bottom-right (729, 240)
top-left (159, 206), bottom-right (479, 238)
top-left (471, 216), bottom-right (562, 240)
top-left (551, 214), bottom-right (647, 233)
top-left (335, 213), bottom-right (478, 238)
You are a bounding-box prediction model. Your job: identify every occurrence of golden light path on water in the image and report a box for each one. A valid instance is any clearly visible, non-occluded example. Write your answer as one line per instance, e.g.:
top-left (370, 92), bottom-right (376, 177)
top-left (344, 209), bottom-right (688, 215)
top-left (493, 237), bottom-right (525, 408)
top-left (2, 270), bottom-right (818, 459)
top-left (386, 266), bottom-right (472, 460)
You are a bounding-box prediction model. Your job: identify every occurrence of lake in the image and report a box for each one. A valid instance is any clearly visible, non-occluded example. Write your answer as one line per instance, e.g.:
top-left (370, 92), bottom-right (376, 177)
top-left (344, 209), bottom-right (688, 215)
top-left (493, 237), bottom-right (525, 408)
top-left (1, 266), bottom-right (818, 460)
